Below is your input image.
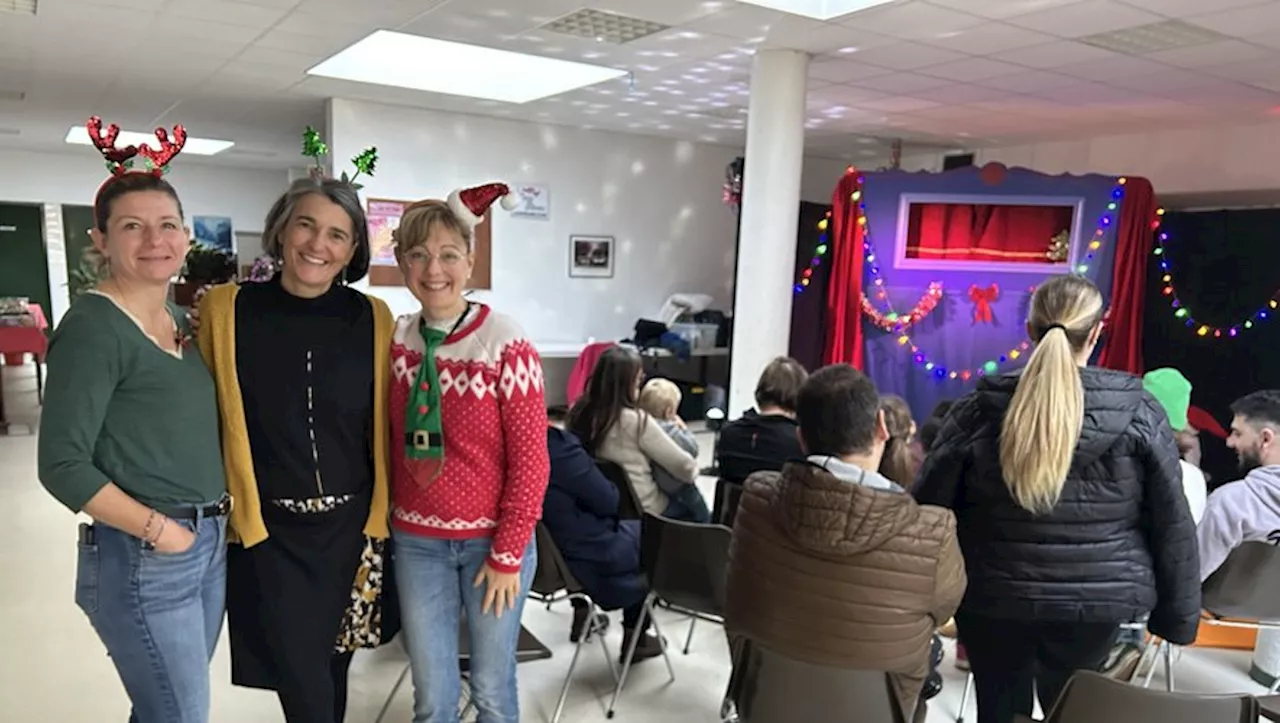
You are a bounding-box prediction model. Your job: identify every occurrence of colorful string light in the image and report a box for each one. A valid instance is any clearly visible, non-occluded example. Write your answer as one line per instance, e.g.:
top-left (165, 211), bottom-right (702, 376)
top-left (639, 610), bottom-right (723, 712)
top-left (862, 176), bottom-right (1128, 383)
top-left (1151, 208), bottom-right (1279, 339)
top-left (861, 282), bottom-right (944, 332)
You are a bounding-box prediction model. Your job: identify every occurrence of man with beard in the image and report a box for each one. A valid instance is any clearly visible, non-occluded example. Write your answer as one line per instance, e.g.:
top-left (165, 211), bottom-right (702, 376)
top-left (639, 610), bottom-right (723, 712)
top-left (1197, 390), bottom-right (1280, 581)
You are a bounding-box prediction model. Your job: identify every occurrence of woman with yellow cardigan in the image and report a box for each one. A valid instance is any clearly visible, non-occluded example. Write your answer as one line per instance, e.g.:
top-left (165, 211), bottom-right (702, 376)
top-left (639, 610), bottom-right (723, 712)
top-left (197, 174), bottom-right (396, 723)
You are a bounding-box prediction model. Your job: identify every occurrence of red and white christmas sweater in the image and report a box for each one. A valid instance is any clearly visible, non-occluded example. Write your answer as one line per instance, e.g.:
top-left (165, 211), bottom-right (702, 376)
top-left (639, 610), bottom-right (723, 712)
top-left (390, 304), bottom-right (549, 574)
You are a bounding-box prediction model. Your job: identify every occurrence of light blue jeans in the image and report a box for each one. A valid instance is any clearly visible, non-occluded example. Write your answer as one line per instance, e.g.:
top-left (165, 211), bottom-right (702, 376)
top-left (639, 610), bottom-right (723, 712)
top-left (394, 532), bottom-right (536, 723)
top-left (76, 512), bottom-right (227, 723)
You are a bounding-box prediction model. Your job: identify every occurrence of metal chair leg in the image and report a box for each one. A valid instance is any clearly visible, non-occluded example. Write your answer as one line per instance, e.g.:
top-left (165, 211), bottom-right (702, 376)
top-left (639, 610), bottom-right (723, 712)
top-left (553, 598), bottom-right (615, 723)
top-left (1142, 639), bottom-right (1163, 689)
top-left (607, 593), bottom-right (654, 719)
top-left (375, 662), bottom-right (412, 723)
top-left (956, 671), bottom-right (973, 723)
top-left (683, 616), bottom-right (697, 655)
top-left (648, 600), bottom-right (678, 683)
top-left (1163, 639), bottom-right (1175, 692)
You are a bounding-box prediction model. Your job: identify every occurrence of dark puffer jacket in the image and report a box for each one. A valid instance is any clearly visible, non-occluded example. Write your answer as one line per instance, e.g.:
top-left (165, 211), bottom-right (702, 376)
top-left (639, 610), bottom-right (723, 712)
top-left (914, 367), bottom-right (1201, 645)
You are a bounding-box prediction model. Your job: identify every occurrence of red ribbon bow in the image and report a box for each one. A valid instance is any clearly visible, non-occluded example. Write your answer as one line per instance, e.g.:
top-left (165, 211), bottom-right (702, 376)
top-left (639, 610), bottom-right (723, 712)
top-left (969, 283), bottom-right (1000, 324)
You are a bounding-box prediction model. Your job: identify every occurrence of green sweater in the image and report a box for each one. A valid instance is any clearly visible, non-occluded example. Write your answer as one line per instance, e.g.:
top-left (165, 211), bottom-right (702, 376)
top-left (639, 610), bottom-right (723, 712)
top-left (37, 292), bottom-right (226, 512)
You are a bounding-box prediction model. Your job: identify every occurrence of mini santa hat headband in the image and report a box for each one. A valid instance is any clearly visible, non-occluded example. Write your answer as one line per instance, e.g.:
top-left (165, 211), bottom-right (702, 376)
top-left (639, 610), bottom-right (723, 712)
top-left (444, 182), bottom-right (519, 230)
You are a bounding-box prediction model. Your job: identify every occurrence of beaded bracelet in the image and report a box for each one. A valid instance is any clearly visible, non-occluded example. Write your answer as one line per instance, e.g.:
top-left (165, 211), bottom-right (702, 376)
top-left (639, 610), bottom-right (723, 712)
top-left (140, 509), bottom-right (157, 542)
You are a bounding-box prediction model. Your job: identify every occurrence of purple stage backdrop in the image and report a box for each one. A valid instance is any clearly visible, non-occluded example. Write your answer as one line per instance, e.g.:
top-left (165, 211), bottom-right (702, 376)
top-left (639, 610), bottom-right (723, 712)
top-left (855, 167), bottom-right (1122, 423)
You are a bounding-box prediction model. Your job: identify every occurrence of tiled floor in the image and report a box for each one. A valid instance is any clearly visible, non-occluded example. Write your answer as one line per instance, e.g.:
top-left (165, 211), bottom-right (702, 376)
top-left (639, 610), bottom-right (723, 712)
top-left (1, 362), bottom-right (1273, 721)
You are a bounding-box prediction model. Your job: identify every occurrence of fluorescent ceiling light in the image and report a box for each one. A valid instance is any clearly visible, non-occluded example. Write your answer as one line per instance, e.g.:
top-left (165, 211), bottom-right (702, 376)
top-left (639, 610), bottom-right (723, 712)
top-left (64, 126), bottom-right (234, 156)
top-left (736, 0), bottom-right (894, 20)
top-left (307, 31), bottom-right (628, 104)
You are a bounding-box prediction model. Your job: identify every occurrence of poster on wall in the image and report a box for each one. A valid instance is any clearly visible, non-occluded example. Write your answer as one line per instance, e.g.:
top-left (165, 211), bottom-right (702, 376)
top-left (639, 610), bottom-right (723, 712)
top-left (569, 235), bottom-right (614, 278)
top-left (193, 215), bottom-right (235, 255)
top-left (511, 184), bottom-right (550, 219)
top-left (366, 198), bottom-right (410, 287)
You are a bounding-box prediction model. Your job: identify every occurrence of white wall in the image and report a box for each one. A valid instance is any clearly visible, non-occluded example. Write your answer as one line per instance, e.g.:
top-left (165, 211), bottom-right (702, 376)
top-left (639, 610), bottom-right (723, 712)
top-left (329, 98), bottom-right (744, 345)
top-left (0, 148), bottom-right (289, 235)
top-left (970, 120), bottom-right (1280, 197)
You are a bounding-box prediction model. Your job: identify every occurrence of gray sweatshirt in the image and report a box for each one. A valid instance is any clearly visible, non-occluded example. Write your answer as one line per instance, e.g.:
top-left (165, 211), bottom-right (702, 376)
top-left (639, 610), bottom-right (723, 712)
top-left (652, 419), bottom-right (699, 496)
top-left (1197, 464), bottom-right (1280, 581)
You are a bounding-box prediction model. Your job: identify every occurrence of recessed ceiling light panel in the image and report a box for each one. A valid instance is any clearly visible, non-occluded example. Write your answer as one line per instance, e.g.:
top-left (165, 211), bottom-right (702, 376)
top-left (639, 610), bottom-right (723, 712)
top-left (64, 126), bottom-right (234, 156)
top-left (0, 0), bottom-right (37, 16)
top-left (308, 31), bottom-right (628, 104)
top-left (1079, 20), bottom-right (1227, 54)
top-left (736, 0), bottom-right (895, 21)
top-left (542, 8), bottom-right (670, 44)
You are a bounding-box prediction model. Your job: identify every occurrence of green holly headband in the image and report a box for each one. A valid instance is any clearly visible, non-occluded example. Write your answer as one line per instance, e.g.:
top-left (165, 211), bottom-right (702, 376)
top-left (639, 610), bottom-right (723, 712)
top-left (301, 126), bottom-right (377, 190)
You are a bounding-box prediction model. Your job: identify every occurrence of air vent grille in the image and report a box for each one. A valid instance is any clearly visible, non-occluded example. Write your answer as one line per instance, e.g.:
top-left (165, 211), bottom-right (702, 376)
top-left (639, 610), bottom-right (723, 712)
top-left (541, 8), bottom-right (670, 45)
top-left (1080, 20), bottom-right (1228, 54)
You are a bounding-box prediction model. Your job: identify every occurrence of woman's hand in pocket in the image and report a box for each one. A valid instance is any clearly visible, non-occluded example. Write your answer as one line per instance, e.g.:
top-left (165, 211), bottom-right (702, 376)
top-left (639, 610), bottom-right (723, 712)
top-left (152, 519), bottom-right (197, 554)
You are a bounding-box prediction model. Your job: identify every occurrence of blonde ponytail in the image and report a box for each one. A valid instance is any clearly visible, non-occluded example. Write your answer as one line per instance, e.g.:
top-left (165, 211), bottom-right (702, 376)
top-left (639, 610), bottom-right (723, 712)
top-left (998, 275), bottom-right (1104, 515)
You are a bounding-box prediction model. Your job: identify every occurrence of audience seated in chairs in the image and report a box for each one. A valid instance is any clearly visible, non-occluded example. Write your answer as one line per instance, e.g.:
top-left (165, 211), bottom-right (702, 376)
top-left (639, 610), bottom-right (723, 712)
top-left (1143, 369), bottom-right (1208, 524)
top-left (715, 356), bottom-right (808, 482)
top-left (566, 346), bottom-right (706, 523)
top-left (725, 364), bottom-right (966, 723)
top-left (1198, 389), bottom-right (1280, 581)
top-left (917, 400), bottom-right (954, 459)
top-left (543, 426), bottom-right (664, 662)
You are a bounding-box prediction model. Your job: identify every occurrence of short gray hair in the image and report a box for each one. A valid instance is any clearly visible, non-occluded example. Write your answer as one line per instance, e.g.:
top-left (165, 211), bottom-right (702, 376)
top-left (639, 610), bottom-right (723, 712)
top-left (262, 177), bottom-right (371, 283)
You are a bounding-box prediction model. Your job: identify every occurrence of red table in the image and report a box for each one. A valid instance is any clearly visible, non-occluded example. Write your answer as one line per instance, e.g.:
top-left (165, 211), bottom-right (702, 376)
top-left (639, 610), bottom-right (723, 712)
top-left (0, 303), bottom-right (49, 435)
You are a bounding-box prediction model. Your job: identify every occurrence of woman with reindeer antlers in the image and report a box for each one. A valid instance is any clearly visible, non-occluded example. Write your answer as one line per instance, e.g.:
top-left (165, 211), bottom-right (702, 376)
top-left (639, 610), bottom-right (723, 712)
top-left (196, 129), bottom-right (397, 723)
top-left (37, 117), bottom-right (230, 723)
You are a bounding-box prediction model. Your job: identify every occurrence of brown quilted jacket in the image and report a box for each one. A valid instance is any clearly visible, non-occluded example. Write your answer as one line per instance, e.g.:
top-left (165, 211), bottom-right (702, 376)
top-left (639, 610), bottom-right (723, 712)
top-left (725, 461), bottom-right (966, 719)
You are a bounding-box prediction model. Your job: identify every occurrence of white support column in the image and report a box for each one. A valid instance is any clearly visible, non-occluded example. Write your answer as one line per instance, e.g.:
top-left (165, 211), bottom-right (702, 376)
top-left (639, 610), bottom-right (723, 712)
top-left (728, 49), bottom-right (809, 418)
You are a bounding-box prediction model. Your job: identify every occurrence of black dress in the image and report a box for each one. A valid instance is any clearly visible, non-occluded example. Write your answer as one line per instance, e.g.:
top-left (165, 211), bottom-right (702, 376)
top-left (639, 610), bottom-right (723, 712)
top-left (225, 275), bottom-right (389, 723)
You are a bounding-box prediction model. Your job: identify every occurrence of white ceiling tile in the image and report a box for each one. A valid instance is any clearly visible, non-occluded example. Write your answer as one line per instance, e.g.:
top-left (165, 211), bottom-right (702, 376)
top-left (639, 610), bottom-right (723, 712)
top-left (161, 0), bottom-right (290, 29)
top-left (808, 58), bottom-right (895, 83)
top-left (586, 0), bottom-right (726, 26)
top-left (1103, 69), bottom-right (1223, 94)
top-left (1123, 0), bottom-right (1273, 18)
top-left (992, 40), bottom-right (1119, 69)
top-left (1007, 0), bottom-right (1164, 37)
top-left (859, 96), bottom-right (942, 112)
top-left (924, 21), bottom-right (1056, 54)
top-left (256, 30), bottom-right (348, 57)
top-left (976, 70), bottom-right (1082, 92)
top-left (918, 57), bottom-right (1025, 82)
top-left (1187, 4), bottom-right (1280, 36)
top-left (837, 1), bottom-right (984, 40)
top-left (275, 10), bottom-right (381, 40)
top-left (843, 41), bottom-right (969, 70)
top-left (809, 84), bottom-right (889, 105)
top-left (1177, 81), bottom-right (1280, 107)
top-left (1055, 55), bottom-right (1171, 82)
top-left (926, 0), bottom-right (1084, 20)
top-left (1144, 40), bottom-right (1275, 69)
top-left (1027, 81), bottom-right (1153, 105)
top-left (764, 23), bottom-right (885, 54)
top-left (1202, 57), bottom-right (1280, 83)
top-left (915, 84), bottom-right (1020, 105)
top-left (147, 15), bottom-right (263, 46)
top-left (849, 72), bottom-right (954, 94)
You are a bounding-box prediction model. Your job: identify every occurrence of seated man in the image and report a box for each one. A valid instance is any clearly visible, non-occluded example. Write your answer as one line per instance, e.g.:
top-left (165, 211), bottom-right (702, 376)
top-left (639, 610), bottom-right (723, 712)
top-left (544, 426), bottom-right (662, 661)
top-left (1198, 389), bottom-right (1280, 581)
top-left (716, 356), bottom-right (808, 482)
top-left (724, 364), bottom-right (966, 722)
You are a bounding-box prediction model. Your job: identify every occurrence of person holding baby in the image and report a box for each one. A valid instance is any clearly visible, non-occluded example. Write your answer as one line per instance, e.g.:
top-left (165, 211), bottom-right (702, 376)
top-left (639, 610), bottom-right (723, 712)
top-left (565, 346), bottom-right (711, 523)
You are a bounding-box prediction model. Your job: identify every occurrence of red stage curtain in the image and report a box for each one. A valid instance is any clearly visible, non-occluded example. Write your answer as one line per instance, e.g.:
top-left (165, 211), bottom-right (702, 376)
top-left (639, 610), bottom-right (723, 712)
top-left (906, 203), bottom-right (1072, 263)
top-left (1098, 177), bottom-right (1156, 374)
top-left (823, 172), bottom-right (865, 369)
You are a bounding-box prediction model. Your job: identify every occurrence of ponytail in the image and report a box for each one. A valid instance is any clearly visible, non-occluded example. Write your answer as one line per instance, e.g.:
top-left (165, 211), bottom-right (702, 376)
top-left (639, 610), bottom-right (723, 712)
top-left (998, 274), bottom-right (1103, 515)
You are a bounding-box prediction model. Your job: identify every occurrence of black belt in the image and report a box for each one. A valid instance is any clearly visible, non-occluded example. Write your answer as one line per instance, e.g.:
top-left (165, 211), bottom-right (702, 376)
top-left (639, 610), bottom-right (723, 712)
top-left (156, 496), bottom-right (233, 520)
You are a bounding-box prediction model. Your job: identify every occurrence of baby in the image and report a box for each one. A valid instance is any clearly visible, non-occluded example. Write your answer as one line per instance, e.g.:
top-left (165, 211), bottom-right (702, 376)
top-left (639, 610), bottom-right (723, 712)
top-left (639, 378), bottom-right (712, 523)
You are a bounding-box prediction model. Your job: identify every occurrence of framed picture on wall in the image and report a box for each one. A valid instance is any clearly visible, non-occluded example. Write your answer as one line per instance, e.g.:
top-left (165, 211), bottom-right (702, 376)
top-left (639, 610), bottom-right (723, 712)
top-left (569, 235), bottom-right (614, 278)
top-left (193, 215), bottom-right (235, 255)
top-left (365, 198), bottom-right (494, 289)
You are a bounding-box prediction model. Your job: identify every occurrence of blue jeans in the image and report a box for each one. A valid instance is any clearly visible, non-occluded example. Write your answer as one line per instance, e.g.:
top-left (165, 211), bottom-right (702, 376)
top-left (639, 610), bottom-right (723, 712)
top-left (394, 532), bottom-right (537, 723)
top-left (76, 512), bottom-right (228, 723)
top-left (664, 484), bottom-right (712, 523)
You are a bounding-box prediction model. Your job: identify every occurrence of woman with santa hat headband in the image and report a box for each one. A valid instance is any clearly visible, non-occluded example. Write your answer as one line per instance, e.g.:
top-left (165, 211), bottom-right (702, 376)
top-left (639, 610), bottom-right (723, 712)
top-left (389, 183), bottom-right (549, 723)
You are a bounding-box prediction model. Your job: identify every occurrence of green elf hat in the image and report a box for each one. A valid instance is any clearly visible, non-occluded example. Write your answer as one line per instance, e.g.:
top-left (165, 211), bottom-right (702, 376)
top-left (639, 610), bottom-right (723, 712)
top-left (401, 182), bottom-right (518, 486)
top-left (1143, 368), bottom-right (1192, 432)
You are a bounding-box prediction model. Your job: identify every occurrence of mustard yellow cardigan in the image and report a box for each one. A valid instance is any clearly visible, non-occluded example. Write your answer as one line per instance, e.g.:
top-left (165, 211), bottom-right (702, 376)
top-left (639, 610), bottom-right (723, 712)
top-left (197, 283), bottom-right (394, 548)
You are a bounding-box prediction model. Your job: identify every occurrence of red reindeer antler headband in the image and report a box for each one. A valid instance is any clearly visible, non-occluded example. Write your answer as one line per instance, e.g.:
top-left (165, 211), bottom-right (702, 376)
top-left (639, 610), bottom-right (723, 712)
top-left (88, 115), bottom-right (187, 178)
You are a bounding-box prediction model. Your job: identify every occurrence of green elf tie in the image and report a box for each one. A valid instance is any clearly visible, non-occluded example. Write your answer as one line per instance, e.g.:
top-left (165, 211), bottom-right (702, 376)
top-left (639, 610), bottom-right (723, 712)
top-left (404, 319), bottom-right (448, 486)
